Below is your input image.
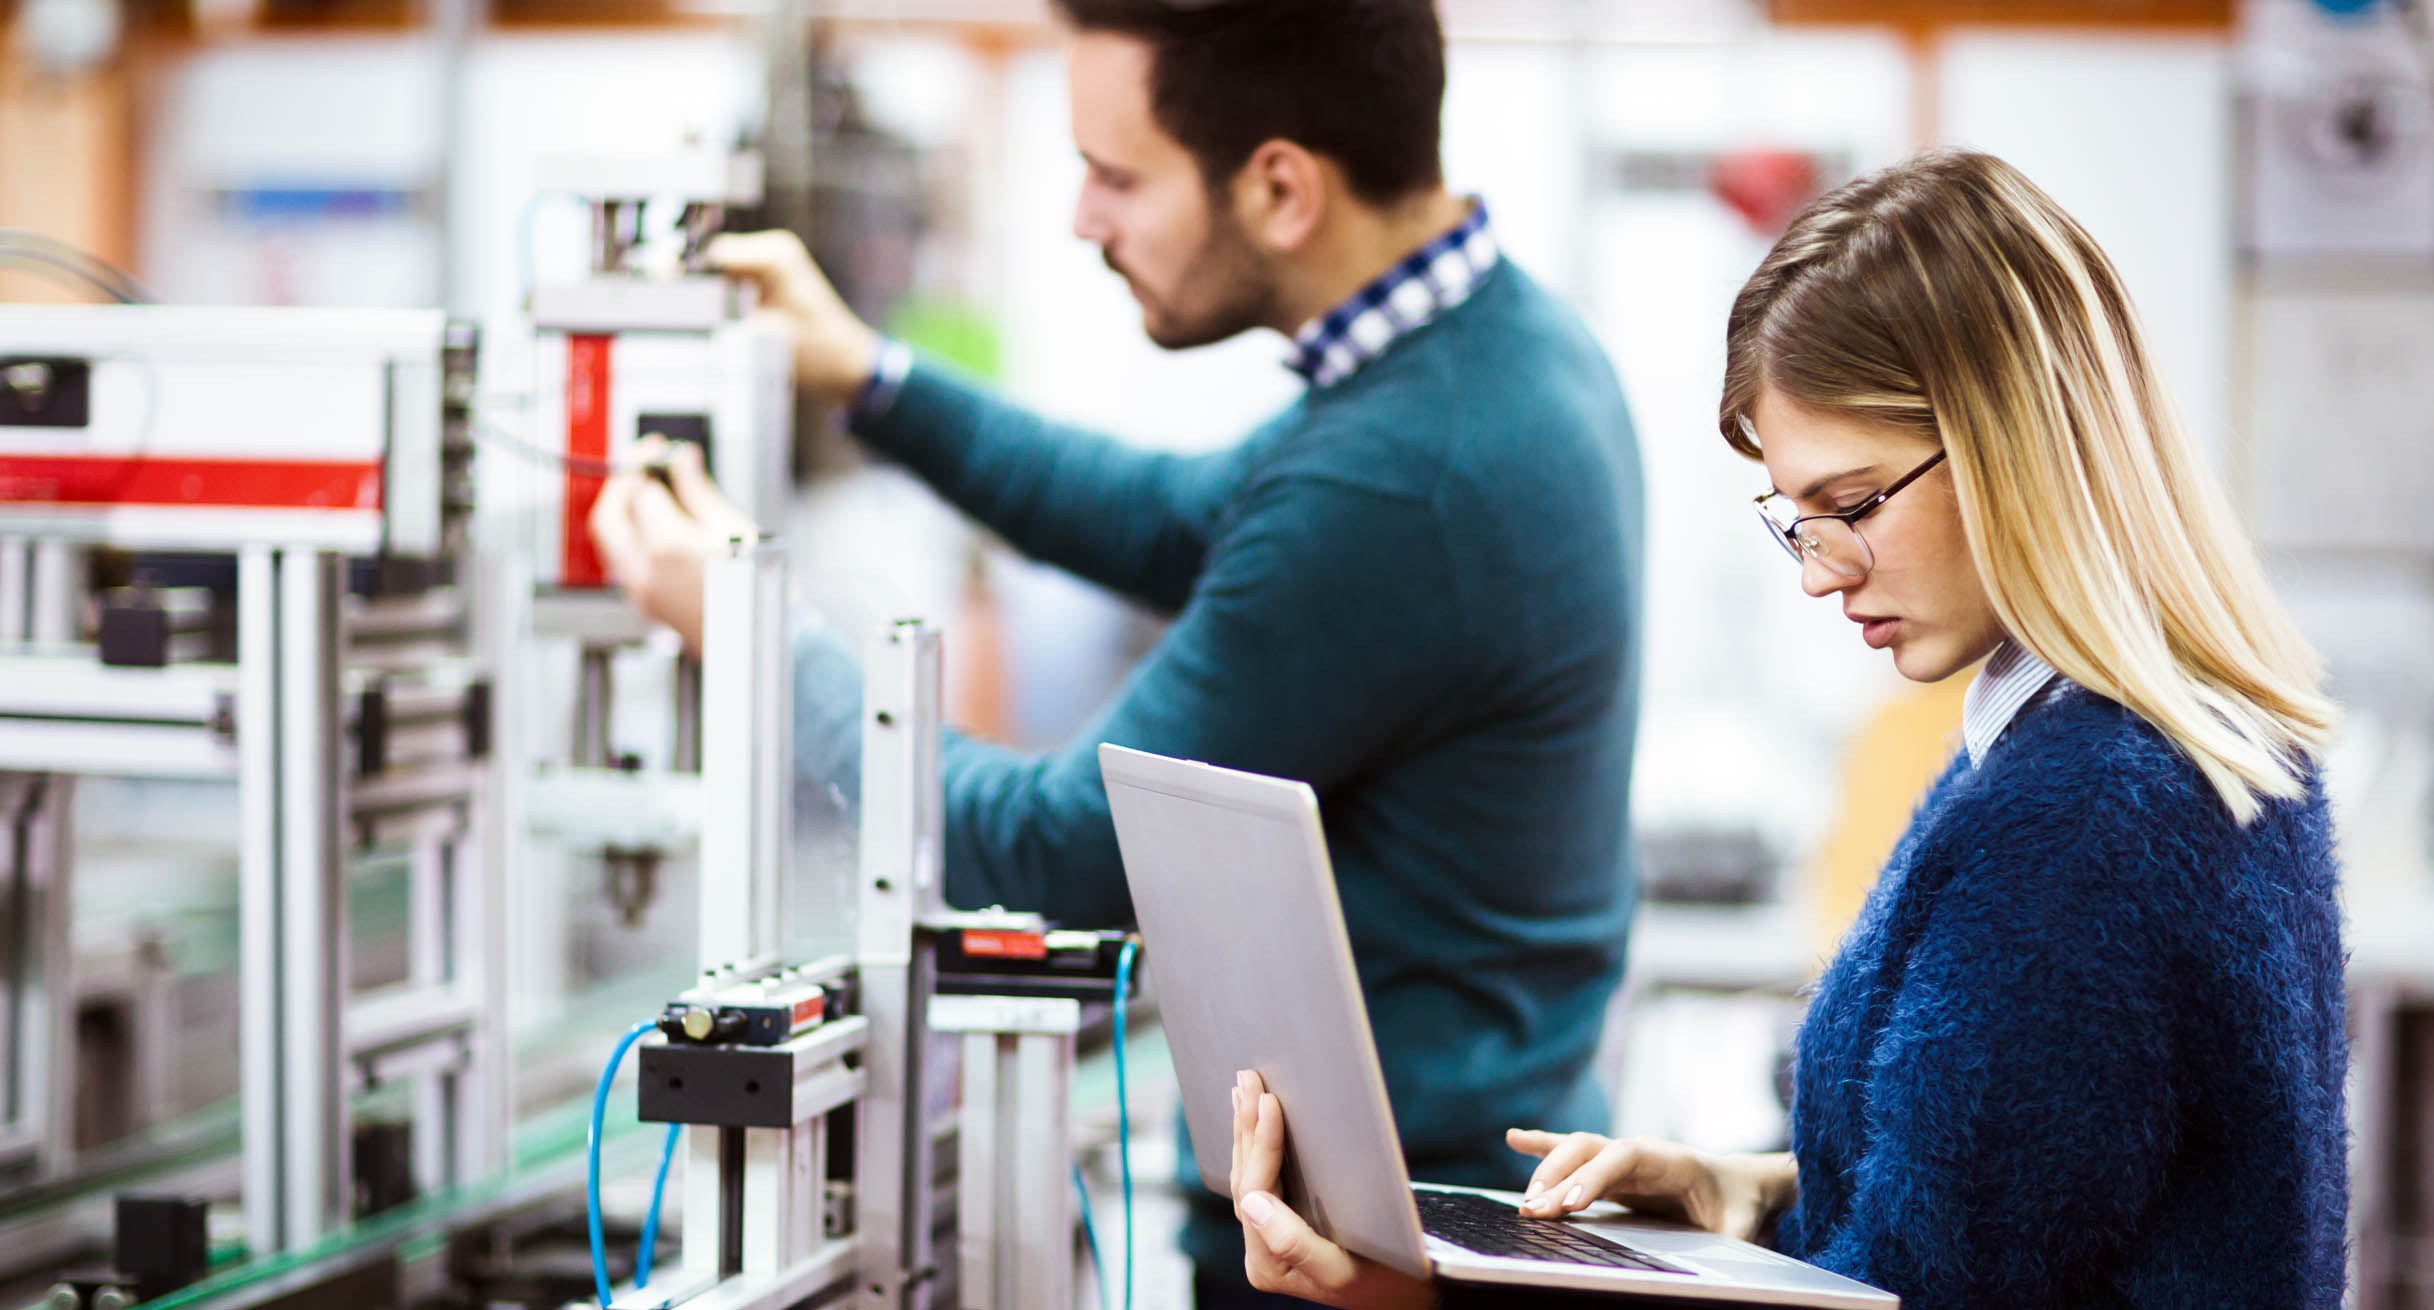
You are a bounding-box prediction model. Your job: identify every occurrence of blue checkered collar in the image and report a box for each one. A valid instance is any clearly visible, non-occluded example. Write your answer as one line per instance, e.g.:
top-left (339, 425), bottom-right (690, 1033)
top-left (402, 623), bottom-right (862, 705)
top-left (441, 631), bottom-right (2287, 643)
top-left (1283, 199), bottom-right (1500, 389)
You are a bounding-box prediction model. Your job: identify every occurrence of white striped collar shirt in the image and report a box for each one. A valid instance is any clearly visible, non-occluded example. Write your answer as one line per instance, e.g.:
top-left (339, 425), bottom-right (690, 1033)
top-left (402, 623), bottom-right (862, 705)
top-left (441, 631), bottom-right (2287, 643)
top-left (1283, 199), bottom-right (1499, 390)
top-left (1962, 641), bottom-right (2069, 767)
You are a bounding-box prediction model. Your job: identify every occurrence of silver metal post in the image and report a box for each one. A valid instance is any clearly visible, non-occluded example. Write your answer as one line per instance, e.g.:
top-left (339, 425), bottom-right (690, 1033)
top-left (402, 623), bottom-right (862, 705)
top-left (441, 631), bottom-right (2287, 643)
top-left (0, 774), bottom-right (74, 1183)
top-left (0, 537), bottom-right (28, 643)
top-left (697, 538), bottom-right (790, 970)
top-left (933, 996), bottom-right (1081, 1310)
top-left (856, 621), bottom-right (944, 1310)
top-left (27, 542), bottom-right (77, 647)
top-left (683, 537), bottom-right (798, 1283)
top-left (130, 929), bottom-right (176, 1134)
top-left (576, 645), bottom-right (617, 768)
top-left (278, 550), bottom-right (348, 1244)
top-left (673, 653), bottom-right (704, 774)
top-left (408, 831), bottom-right (451, 1191)
top-left (0, 775), bottom-right (32, 1167)
top-left (237, 546), bottom-right (285, 1253)
top-left (459, 555), bottom-right (514, 1188)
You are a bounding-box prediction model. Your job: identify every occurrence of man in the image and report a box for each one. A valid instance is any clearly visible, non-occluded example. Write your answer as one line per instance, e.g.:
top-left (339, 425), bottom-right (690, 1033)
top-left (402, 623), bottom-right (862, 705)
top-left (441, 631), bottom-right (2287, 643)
top-left (590, 1), bottom-right (1644, 1302)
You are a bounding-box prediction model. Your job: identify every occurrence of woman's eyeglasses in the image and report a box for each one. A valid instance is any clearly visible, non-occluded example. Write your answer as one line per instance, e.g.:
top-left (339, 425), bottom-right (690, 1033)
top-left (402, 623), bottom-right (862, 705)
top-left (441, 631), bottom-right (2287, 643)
top-left (1753, 450), bottom-right (1948, 581)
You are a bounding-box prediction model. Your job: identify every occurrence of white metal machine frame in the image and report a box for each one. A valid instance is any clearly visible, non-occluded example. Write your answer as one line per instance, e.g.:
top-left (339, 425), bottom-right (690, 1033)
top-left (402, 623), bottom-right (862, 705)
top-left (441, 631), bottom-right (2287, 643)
top-left (929, 992), bottom-right (1086, 1310)
top-left (506, 146), bottom-right (792, 936)
top-left (1, 275), bottom-right (1114, 1310)
top-left (623, 543), bottom-right (1109, 1310)
top-left (586, 539), bottom-right (948, 1310)
top-left (0, 306), bottom-right (507, 1264)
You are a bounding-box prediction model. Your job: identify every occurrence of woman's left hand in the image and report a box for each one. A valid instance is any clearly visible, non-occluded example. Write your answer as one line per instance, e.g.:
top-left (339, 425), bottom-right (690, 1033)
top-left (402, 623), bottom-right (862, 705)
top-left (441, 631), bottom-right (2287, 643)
top-left (1229, 1070), bottom-right (1438, 1310)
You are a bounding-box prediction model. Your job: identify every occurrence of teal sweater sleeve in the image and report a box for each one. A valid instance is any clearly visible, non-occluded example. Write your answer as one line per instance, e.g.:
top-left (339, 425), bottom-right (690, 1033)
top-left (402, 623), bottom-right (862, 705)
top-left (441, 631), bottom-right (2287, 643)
top-left (794, 450), bottom-right (1472, 927)
top-left (850, 358), bottom-right (1262, 613)
top-left (800, 263), bottom-right (1643, 1242)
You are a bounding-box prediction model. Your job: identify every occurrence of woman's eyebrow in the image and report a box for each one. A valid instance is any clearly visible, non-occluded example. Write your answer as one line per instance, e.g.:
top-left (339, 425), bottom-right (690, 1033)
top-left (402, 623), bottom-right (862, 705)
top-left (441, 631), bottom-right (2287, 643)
top-left (1772, 466), bottom-right (1880, 502)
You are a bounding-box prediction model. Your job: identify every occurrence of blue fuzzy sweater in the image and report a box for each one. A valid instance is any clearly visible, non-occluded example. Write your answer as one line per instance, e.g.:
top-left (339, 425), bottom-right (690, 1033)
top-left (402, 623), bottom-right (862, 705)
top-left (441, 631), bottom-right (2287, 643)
top-left (1771, 685), bottom-right (2349, 1307)
top-left (1451, 687), bottom-right (2348, 1309)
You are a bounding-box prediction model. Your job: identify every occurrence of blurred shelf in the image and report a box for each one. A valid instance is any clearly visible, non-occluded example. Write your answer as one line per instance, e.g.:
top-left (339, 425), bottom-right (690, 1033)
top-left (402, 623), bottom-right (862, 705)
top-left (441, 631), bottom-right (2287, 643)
top-left (1628, 898), bottom-right (1819, 994)
top-left (1769, 0), bottom-right (2233, 31)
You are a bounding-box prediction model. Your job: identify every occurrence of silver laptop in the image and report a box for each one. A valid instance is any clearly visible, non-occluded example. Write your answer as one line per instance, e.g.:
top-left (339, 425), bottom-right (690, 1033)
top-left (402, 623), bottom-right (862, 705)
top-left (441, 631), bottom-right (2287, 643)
top-left (1099, 744), bottom-right (1898, 1306)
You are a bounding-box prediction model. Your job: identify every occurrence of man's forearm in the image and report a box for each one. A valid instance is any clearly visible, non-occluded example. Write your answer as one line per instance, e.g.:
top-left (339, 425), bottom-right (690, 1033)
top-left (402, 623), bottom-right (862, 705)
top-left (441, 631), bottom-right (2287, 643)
top-left (847, 354), bottom-right (1236, 611)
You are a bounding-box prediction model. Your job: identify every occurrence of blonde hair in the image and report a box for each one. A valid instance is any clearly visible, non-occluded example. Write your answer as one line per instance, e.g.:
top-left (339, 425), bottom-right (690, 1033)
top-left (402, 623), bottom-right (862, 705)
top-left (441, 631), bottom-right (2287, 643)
top-left (1719, 148), bottom-right (2335, 824)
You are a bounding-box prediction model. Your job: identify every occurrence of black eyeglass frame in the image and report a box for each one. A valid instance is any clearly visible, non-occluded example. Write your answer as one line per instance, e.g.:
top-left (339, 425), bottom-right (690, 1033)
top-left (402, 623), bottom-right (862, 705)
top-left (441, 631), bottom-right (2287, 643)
top-left (1753, 449), bottom-right (1949, 570)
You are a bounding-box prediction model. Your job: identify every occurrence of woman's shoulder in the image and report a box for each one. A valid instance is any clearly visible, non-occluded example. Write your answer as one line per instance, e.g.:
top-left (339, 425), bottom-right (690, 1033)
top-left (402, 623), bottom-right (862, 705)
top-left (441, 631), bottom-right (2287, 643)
top-left (1998, 683), bottom-right (2188, 779)
top-left (1977, 684), bottom-right (2319, 817)
top-left (1924, 685), bottom-right (2333, 901)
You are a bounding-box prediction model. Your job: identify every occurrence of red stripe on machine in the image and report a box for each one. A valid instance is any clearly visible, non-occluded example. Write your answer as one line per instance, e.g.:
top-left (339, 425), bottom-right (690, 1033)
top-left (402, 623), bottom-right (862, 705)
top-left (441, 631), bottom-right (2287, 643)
top-left (562, 333), bottom-right (613, 587)
top-left (0, 455), bottom-right (383, 510)
top-left (961, 930), bottom-right (1048, 960)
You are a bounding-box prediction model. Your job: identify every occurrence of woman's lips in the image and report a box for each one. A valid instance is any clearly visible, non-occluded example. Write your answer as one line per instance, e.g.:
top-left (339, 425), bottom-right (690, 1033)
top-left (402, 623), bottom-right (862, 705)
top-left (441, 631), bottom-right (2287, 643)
top-left (1861, 617), bottom-right (1900, 649)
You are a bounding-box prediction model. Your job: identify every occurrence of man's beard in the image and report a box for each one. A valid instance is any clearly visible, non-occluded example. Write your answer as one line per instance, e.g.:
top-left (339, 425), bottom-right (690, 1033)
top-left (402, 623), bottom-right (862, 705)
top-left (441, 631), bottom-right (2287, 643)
top-left (1111, 208), bottom-right (1279, 351)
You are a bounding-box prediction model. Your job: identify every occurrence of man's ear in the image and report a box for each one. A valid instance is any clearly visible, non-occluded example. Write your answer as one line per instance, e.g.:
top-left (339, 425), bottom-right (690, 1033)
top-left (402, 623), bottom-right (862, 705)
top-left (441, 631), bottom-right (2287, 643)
top-left (1233, 139), bottom-right (1328, 254)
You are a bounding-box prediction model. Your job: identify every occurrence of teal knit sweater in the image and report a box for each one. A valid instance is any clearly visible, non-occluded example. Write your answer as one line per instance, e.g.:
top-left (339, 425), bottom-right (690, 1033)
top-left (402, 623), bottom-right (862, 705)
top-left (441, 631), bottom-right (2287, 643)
top-left (790, 259), bottom-right (1645, 1245)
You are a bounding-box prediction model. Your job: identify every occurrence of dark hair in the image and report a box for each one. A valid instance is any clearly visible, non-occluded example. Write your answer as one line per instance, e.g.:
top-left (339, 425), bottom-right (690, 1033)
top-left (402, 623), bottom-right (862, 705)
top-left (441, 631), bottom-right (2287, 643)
top-left (1049, 0), bottom-right (1446, 208)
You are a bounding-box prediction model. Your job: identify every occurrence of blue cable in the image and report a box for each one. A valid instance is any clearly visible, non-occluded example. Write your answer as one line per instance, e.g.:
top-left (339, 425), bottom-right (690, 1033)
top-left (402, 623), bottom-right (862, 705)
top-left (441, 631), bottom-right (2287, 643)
top-left (1112, 939), bottom-right (1140, 1310)
top-left (636, 1122), bottom-right (682, 1288)
top-left (1073, 1163), bottom-right (1109, 1310)
top-left (589, 1019), bottom-right (663, 1309)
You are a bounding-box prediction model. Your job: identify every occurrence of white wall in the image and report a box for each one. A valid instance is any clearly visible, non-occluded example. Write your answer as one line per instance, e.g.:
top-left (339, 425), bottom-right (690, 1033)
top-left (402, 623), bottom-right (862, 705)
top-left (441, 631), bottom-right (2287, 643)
top-left (1938, 31), bottom-right (2235, 463)
top-left (1576, 30), bottom-right (1918, 848)
top-left (140, 31), bottom-right (767, 313)
top-left (450, 32), bottom-right (768, 320)
top-left (140, 37), bottom-right (444, 305)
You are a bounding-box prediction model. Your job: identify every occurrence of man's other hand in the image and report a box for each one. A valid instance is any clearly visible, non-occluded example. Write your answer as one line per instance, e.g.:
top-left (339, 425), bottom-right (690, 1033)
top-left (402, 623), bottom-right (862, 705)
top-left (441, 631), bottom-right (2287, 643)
top-left (704, 230), bottom-right (883, 406)
top-left (589, 436), bottom-right (759, 654)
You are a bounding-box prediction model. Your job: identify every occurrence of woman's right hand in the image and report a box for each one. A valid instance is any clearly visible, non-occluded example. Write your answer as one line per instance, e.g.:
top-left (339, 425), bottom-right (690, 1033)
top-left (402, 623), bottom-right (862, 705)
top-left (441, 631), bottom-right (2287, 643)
top-left (1504, 1131), bottom-right (1793, 1244)
top-left (1232, 1071), bottom-right (1439, 1310)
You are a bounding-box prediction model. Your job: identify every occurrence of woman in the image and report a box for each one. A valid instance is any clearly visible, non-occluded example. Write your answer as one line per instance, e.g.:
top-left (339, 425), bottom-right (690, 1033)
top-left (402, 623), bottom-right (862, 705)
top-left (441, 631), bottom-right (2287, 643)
top-left (1225, 148), bottom-right (2348, 1308)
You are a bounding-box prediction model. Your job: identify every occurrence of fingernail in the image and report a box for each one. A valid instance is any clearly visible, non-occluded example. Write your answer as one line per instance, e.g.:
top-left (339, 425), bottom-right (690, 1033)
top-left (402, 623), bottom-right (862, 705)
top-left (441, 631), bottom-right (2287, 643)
top-left (1241, 1192), bottom-right (1275, 1225)
top-left (1231, 1087), bottom-right (1241, 1113)
top-left (1563, 1185), bottom-right (1585, 1209)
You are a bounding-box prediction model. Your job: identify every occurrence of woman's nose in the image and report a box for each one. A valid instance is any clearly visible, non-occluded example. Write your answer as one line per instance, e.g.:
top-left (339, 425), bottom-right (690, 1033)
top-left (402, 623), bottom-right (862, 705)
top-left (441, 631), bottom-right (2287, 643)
top-left (1800, 551), bottom-right (1857, 599)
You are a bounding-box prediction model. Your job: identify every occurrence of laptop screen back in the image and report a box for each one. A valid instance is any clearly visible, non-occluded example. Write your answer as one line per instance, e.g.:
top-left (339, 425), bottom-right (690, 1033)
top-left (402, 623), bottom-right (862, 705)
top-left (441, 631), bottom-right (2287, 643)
top-left (1098, 743), bottom-right (1431, 1278)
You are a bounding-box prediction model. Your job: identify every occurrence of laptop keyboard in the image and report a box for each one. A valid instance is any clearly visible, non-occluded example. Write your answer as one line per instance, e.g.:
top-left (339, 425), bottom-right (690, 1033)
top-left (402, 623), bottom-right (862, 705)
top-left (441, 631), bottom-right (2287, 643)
top-left (1414, 1188), bottom-right (1696, 1275)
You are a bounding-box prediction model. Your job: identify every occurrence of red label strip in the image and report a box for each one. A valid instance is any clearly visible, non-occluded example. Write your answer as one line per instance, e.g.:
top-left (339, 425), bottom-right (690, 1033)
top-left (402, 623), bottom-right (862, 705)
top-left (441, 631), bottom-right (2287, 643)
top-left (562, 333), bottom-right (613, 587)
top-left (961, 930), bottom-right (1048, 960)
top-left (0, 455), bottom-right (382, 510)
